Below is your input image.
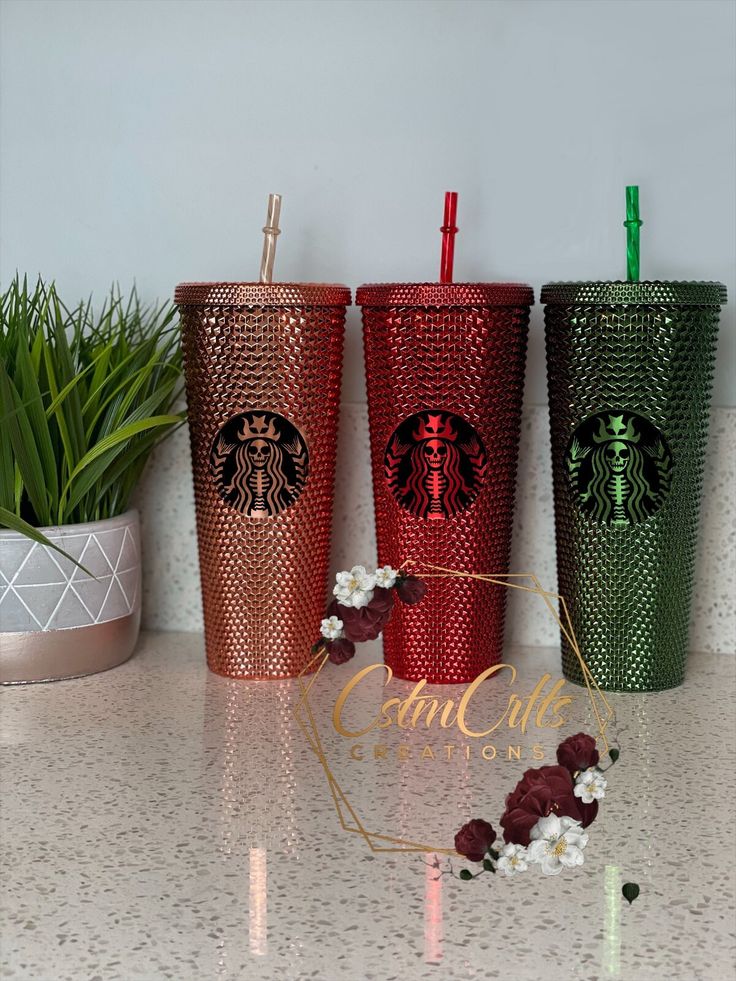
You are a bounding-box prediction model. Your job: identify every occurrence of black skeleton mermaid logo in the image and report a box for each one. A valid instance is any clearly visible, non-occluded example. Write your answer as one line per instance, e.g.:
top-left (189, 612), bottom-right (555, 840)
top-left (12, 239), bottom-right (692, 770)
top-left (565, 411), bottom-right (672, 527)
top-left (384, 410), bottom-right (487, 520)
top-left (210, 411), bottom-right (308, 518)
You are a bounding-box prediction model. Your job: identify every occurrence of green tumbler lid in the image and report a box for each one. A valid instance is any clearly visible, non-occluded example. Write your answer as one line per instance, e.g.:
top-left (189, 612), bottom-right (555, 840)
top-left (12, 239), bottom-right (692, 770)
top-left (540, 281), bottom-right (727, 307)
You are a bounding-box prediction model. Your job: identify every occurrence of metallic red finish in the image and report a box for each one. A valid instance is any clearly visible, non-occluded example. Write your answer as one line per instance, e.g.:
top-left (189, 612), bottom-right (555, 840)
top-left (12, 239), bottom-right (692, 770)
top-left (358, 282), bottom-right (532, 684)
top-left (440, 191), bottom-right (458, 284)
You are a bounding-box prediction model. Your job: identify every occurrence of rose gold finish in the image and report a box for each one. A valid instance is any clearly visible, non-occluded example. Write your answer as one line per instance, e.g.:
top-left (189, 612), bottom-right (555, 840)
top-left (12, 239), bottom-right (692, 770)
top-left (0, 613), bottom-right (140, 684)
top-left (177, 281), bottom-right (350, 679)
top-left (259, 193), bottom-right (282, 284)
top-left (175, 283), bottom-right (350, 306)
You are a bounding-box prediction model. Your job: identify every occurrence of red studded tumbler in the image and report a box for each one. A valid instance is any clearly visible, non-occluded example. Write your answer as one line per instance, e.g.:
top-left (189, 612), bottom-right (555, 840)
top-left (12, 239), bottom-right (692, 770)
top-left (357, 283), bottom-right (533, 683)
top-left (176, 282), bottom-right (350, 679)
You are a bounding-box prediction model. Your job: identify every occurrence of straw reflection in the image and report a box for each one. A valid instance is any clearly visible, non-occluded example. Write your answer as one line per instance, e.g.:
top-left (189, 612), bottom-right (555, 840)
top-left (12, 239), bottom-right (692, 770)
top-left (249, 847), bottom-right (268, 956)
top-left (603, 864), bottom-right (621, 977)
top-left (424, 854), bottom-right (443, 964)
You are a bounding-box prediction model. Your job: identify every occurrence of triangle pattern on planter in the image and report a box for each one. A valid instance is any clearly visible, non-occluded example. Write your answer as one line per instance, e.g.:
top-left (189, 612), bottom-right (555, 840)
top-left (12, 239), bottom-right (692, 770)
top-left (73, 535), bottom-right (114, 580)
top-left (116, 569), bottom-right (139, 609)
top-left (13, 583), bottom-right (68, 630)
top-left (0, 587), bottom-right (46, 631)
top-left (89, 528), bottom-right (125, 571)
top-left (117, 527), bottom-right (139, 571)
top-left (0, 540), bottom-right (41, 584)
top-left (73, 575), bottom-right (114, 623)
top-left (51, 532), bottom-right (94, 577)
top-left (12, 545), bottom-right (68, 586)
top-left (1, 526), bottom-right (138, 632)
top-left (48, 587), bottom-right (95, 630)
top-left (98, 578), bottom-right (129, 623)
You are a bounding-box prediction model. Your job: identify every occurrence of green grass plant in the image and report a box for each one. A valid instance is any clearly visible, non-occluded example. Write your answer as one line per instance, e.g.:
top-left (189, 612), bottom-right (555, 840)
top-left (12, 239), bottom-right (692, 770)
top-left (0, 275), bottom-right (184, 553)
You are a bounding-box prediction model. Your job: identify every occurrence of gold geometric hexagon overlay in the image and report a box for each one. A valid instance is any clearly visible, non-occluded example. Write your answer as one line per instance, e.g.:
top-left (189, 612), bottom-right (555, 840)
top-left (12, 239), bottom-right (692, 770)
top-left (293, 568), bottom-right (615, 854)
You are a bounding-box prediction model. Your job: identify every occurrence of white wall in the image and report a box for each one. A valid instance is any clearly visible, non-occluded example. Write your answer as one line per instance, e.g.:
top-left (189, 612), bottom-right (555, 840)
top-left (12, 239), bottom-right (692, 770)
top-left (1, 0), bottom-right (734, 407)
top-left (1, 0), bottom-right (734, 650)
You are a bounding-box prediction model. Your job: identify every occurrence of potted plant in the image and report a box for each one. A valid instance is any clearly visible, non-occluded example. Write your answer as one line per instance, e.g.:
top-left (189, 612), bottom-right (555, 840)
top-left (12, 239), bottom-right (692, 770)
top-left (0, 276), bottom-right (183, 683)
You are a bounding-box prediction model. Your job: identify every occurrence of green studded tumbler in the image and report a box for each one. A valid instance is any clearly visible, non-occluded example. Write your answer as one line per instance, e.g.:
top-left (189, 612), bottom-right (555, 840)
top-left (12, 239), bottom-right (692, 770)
top-left (542, 281), bottom-right (727, 692)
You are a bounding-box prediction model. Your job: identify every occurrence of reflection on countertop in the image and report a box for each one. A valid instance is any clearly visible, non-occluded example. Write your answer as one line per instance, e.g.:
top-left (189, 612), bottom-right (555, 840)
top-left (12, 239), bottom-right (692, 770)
top-left (1, 632), bottom-right (734, 981)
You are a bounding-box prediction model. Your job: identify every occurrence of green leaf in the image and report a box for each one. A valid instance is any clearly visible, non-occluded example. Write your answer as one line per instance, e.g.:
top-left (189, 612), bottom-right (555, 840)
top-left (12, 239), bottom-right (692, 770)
top-left (482, 858), bottom-right (495, 872)
top-left (44, 357), bottom-right (97, 419)
top-left (0, 505), bottom-right (93, 576)
top-left (1, 276), bottom-right (182, 528)
top-left (13, 323), bottom-right (59, 507)
top-left (40, 336), bottom-right (78, 501)
top-left (609, 748), bottom-right (620, 763)
top-left (0, 360), bottom-right (50, 524)
top-left (72, 419), bottom-right (183, 517)
top-left (60, 414), bottom-right (182, 515)
top-left (459, 869), bottom-right (473, 881)
top-left (0, 397), bottom-right (14, 510)
top-left (49, 292), bottom-right (86, 461)
top-left (622, 882), bottom-right (640, 905)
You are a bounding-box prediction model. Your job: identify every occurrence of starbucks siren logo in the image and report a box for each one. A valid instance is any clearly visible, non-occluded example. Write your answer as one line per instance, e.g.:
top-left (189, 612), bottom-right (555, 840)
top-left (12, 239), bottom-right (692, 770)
top-left (384, 410), bottom-right (487, 520)
top-left (210, 410), bottom-right (308, 518)
top-left (565, 411), bottom-right (672, 526)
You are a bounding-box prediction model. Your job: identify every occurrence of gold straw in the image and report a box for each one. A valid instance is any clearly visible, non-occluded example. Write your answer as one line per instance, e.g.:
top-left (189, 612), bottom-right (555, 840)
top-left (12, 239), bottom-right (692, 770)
top-left (259, 193), bottom-right (282, 284)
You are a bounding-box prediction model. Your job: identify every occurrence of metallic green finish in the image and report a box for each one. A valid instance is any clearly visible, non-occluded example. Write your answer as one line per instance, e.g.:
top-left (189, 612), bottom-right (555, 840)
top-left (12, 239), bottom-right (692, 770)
top-left (540, 281), bottom-right (727, 306)
top-left (543, 281), bottom-right (726, 692)
top-left (624, 185), bottom-right (642, 283)
top-left (564, 411), bottom-right (672, 526)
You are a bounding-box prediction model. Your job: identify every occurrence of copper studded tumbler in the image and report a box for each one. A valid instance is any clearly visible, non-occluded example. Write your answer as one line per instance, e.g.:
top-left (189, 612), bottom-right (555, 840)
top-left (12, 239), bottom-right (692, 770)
top-left (358, 283), bottom-right (534, 683)
top-left (543, 280), bottom-right (727, 691)
top-left (176, 282), bottom-right (351, 679)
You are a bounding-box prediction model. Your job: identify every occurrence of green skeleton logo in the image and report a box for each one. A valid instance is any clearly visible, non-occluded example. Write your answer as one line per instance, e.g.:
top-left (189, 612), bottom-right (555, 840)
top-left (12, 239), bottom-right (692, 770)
top-left (565, 411), bottom-right (672, 527)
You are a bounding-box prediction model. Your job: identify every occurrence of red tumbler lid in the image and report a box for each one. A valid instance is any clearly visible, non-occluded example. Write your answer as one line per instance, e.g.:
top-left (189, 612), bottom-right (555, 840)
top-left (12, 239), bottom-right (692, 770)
top-left (174, 282), bottom-right (351, 306)
top-left (355, 282), bottom-right (534, 308)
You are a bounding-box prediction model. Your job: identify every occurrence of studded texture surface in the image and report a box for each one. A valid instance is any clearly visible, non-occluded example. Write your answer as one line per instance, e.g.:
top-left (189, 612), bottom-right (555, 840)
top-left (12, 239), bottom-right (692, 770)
top-left (360, 287), bottom-right (531, 684)
top-left (175, 282), bottom-right (351, 307)
top-left (357, 282), bottom-right (534, 308)
top-left (179, 287), bottom-right (348, 679)
top-left (541, 280), bottom-right (727, 307)
top-left (544, 283), bottom-right (726, 691)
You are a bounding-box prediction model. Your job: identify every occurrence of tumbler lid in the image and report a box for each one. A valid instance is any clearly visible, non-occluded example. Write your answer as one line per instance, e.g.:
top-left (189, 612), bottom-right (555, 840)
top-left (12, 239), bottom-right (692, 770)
top-left (540, 281), bottom-right (727, 307)
top-left (355, 282), bottom-right (534, 308)
top-left (174, 282), bottom-right (352, 306)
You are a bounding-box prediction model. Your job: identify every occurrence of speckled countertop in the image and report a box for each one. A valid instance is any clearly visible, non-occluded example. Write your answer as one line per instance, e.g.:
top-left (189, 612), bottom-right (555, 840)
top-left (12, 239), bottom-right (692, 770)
top-left (2, 633), bottom-right (735, 981)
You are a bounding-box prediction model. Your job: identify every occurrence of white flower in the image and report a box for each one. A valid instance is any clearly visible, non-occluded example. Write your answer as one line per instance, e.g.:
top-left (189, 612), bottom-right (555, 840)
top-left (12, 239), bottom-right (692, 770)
top-left (527, 815), bottom-right (588, 876)
top-left (574, 767), bottom-right (608, 804)
top-left (495, 843), bottom-right (529, 876)
top-left (374, 565), bottom-right (398, 589)
top-left (320, 616), bottom-right (344, 640)
top-left (333, 565), bottom-right (376, 609)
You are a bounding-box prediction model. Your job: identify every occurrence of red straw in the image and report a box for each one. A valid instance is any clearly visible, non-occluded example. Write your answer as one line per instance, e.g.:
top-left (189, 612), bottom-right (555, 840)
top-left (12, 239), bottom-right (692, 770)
top-left (440, 191), bottom-right (458, 283)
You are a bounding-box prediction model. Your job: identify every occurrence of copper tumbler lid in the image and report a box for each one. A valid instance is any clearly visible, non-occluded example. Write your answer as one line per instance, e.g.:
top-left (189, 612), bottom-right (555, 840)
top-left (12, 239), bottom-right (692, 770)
top-left (174, 282), bottom-right (351, 306)
top-left (541, 281), bottom-right (727, 307)
top-left (355, 282), bottom-right (534, 308)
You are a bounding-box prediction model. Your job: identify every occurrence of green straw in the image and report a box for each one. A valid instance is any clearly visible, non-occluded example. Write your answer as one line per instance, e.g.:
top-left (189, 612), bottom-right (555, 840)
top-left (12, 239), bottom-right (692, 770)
top-left (624, 185), bottom-right (642, 282)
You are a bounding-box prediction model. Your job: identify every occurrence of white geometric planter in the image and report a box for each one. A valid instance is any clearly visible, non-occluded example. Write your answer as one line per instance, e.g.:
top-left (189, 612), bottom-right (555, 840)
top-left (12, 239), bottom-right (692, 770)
top-left (0, 510), bottom-right (141, 684)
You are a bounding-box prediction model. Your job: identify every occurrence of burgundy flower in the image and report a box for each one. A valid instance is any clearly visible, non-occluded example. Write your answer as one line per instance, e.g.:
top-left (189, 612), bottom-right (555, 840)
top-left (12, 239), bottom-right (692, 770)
top-left (332, 587), bottom-right (395, 644)
top-left (556, 732), bottom-right (600, 775)
top-left (395, 575), bottom-right (427, 605)
top-left (454, 819), bottom-right (497, 863)
top-left (326, 638), bottom-right (356, 664)
top-left (367, 586), bottom-right (394, 615)
top-left (500, 765), bottom-right (592, 846)
top-left (578, 798), bottom-right (597, 827)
